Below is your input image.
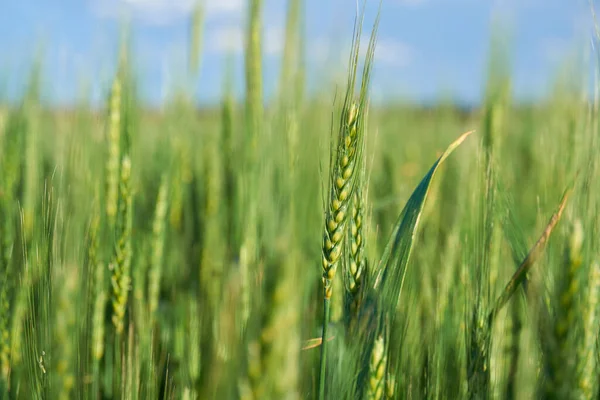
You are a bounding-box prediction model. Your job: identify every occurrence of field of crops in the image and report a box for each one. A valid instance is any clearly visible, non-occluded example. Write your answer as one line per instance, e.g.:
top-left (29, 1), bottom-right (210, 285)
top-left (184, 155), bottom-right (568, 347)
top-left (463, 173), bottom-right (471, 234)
top-left (1, 1), bottom-right (600, 399)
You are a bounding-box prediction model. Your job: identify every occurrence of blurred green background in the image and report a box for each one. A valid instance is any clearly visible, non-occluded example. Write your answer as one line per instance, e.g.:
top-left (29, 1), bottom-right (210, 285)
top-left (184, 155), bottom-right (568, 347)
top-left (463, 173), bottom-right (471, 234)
top-left (1, 1), bottom-right (599, 399)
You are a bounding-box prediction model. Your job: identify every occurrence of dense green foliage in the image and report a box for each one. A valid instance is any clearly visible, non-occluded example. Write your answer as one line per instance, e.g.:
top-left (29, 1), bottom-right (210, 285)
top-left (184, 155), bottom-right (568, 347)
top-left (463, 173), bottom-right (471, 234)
top-left (1, 1), bottom-right (600, 399)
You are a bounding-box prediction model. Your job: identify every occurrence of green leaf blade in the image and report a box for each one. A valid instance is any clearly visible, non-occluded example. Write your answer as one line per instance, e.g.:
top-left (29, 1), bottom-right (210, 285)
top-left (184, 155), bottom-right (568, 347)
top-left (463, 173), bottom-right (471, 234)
top-left (374, 130), bottom-right (475, 308)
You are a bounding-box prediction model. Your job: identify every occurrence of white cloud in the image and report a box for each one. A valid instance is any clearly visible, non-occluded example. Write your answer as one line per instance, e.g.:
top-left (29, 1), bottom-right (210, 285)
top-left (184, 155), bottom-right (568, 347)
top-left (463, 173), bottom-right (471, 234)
top-left (394, 0), bottom-right (428, 6)
top-left (359, 36), bottom-right (413, 67)
top-left (205, 25), bottom-right (285, 57)
top-left (374, 39), bottom-right (413, 67)
top-left (540, 37), bottom-right (573, 64)
top-left (393, 0), bottom-right (483, 5)
top-left (264, 27), bottom-right (284, 56)
top-left (92, 0), bottom-right (244, 26)
top-left (207, 26), bottom-right (244, 54)
top-left (205, 0), bottom-right (244, 15)
top-left (309, 35), bottom-right (413, 70)
top-left (312, 38), bottom-right (332, 63)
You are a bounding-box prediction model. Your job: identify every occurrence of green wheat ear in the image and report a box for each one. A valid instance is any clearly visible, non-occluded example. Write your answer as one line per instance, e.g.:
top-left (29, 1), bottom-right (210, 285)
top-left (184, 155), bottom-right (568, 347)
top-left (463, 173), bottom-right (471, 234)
top-left (578, 261), bottom-right (600, 398)
top-left (322, 102), bottom-right (362, 299)
top-left (148, 176), bottom-right (169, 321)
top-left (110, 156), bottom-right (133, 335)
top-left (543, 217), bottom-right (583, 398)
top-left (86, 192), bottom-right (106, 364)
top-left (345, 186), bottom-right (367, 321)
top-left (318, 8), bottom-right (378, 400)
top-left (366, 334), bottom-right (387, 400)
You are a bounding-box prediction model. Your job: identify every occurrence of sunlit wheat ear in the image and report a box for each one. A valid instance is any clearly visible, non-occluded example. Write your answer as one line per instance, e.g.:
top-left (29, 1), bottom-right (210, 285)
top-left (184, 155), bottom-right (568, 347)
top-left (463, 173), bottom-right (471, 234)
top-left (554, 220), bottom-right (583, 342)
top-left (258, 258), bottom-right (301, 398)
top-left (187, 300), bottom-right (201, 386)
top-left (545, 219), bottom-right (583, 397)
top-left (87, 208), bottom-right (106, 362)
top-left (347, 188), bottom-right (366, 304)
top-left (148, 177), bottom-right (169, 320)
top-left (578, 261), bottom-right (600, 398)
top-left (322, 102), bottom-right (360, 299)
top-left (91, 263), bottom-right (106, 361)
top-left (110, 156), bottom-right (132, 335)
top-left (106, 77), bottom-right (122, 225)
top-left (385, 371), bottom-right (396, 399)
top-left (54, 267), bottom-right (78, 398)
top-left (366, 335), bottom-right (387, 400)
top-left (319, 10), bottom-right (378, 398)
top-left (247, 339), bottom-right (263, 398)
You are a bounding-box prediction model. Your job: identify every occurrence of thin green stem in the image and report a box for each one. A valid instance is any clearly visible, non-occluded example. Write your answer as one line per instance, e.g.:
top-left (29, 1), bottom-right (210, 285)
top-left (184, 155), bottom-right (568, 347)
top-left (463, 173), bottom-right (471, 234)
top-left (318, 296), bottom-right (331, 400)
top-left (92, 359), bottom-right (100, 399)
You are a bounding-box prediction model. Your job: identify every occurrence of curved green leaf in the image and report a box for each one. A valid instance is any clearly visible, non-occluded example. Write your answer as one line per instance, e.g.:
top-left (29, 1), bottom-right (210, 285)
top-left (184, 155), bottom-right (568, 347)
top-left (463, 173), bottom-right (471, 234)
top-left (488, 183), bottom-right (573, 323)
top-left (373, 130), bottom-right (475, 308)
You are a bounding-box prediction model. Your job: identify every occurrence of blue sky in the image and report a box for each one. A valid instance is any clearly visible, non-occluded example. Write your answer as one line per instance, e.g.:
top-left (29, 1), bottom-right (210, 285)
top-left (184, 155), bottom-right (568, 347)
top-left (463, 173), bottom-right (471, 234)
top-left (0, 0), bottom-right (594, 107)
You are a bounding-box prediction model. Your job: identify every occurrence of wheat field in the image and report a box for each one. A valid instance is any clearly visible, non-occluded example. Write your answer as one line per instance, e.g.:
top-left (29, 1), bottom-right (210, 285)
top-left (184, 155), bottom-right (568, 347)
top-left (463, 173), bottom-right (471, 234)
top-left (1, 1), bottom-right (599, 399)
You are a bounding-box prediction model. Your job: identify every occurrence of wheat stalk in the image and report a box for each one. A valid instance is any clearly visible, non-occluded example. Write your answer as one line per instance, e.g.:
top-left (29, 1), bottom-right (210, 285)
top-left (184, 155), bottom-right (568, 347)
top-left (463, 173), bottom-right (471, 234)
top-left (318, 10), bottom-right (378, 398)
top-left (319, 101), bottom-right (362, 399)
top-left (105, 77), bottom-right (122, 225)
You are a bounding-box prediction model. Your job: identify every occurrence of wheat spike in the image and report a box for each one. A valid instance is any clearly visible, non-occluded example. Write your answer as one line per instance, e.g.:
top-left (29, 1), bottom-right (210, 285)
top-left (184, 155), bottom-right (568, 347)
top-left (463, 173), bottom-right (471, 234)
top-left (322, 103), bottom-right (361, 299)
top-left (148, 177), bottom-right (169, 320)
top-left (366, 335), bottom-right (387, 400)
top-left (110, 156), bottom-right (133, 335)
